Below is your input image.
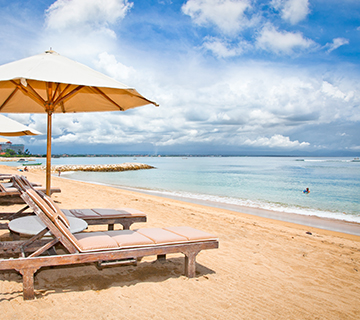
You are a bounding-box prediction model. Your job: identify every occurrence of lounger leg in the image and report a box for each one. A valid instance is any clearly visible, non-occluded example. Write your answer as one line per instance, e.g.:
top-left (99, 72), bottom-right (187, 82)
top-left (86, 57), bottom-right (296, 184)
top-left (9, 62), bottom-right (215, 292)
top-left (10, 231), bottom-right (20, 241)
top-left (184, 251), bottom-right (199, 278)
top-left (120, 221), bottom-right (132, 230)
top-left (19, 267), bottom-right (38, 300)
top-left (157, 254), bottom-right (166, 261)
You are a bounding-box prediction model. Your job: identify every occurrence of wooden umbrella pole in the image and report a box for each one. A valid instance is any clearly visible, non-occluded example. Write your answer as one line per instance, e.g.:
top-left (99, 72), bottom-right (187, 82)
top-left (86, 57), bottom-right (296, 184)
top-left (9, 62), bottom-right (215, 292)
top-left (46, 112), bottom-right (52, 196)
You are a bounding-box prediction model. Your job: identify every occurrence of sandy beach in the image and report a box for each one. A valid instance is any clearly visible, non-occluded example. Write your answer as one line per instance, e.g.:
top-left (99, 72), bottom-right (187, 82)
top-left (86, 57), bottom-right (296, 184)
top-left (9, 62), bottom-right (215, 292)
top-left (0, 164), bottom-right (359, 319)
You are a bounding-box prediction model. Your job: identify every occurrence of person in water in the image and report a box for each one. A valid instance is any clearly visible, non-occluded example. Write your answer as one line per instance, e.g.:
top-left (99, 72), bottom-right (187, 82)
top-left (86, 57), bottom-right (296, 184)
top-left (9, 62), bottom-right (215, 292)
top-left (303, 187), bottom-right (310, 194)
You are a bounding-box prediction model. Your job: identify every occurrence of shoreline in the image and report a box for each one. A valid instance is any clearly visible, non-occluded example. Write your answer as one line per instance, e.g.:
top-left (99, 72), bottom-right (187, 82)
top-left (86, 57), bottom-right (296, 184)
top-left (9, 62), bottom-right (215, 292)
top-left (1, 163), bottom-right (359, 237)
top-left (58, 174), bottom-right (360, 237)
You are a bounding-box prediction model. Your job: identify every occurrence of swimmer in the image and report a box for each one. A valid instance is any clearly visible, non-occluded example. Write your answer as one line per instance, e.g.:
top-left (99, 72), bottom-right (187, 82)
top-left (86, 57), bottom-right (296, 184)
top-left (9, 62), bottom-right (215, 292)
top-left (303, 187), bottom-right (310, 194)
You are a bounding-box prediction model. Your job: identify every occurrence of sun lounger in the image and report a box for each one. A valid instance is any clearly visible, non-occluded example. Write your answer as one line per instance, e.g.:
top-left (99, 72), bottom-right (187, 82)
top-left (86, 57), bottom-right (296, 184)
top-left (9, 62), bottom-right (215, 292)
top-left (0, 179), bottom-right (219, 300)
top-left (0, 175), bottom-right (61, 204)
top-left (4, 175), bottom-right (147, 230)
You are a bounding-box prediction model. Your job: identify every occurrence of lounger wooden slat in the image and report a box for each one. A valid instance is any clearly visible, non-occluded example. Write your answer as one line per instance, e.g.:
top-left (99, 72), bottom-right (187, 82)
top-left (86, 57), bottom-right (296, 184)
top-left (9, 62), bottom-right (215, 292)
top-left (0, 176), bottom-right (219, 300)
top-left (62, 208), bottom-right (147, 230)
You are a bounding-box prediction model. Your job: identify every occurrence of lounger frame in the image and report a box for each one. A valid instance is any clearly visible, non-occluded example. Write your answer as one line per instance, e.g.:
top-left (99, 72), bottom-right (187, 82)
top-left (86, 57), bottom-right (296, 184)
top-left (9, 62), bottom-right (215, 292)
top-left (0, 239), bottom-right (217, 300)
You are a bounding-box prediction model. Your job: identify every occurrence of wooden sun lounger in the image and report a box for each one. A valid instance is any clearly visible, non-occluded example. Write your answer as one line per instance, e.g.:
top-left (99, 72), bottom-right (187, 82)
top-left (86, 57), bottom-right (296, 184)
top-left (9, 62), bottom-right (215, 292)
top-left (1, 175), bottom-right (146, 231)
top-left (0, 180), bottom-right (219, 300)
top-left (0, 175), bottom-right (61, 204)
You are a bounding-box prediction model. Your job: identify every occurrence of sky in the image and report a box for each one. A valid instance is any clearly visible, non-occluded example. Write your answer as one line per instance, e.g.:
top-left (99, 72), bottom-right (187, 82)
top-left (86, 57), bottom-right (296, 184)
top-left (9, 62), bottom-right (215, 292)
top-left (0, 0), bottom-right (359, 156)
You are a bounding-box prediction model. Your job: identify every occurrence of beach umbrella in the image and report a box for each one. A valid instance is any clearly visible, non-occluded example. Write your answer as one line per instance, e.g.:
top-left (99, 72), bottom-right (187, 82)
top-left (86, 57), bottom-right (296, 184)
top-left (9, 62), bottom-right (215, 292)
top-left (0, 114), bottom-right (42, 136)
top-left (0, 50), bottom-right (158, 195)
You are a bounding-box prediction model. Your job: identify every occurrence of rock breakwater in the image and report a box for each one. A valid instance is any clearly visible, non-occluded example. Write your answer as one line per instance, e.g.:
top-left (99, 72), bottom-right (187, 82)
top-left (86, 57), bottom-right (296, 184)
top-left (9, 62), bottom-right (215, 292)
top-left (27, 163), bottom-right (155, 172)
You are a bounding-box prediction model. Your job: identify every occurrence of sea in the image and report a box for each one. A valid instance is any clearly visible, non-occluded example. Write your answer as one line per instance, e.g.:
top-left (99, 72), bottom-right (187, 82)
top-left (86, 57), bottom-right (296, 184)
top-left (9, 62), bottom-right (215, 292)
top-left (3, 156), bottom-right (360, 233)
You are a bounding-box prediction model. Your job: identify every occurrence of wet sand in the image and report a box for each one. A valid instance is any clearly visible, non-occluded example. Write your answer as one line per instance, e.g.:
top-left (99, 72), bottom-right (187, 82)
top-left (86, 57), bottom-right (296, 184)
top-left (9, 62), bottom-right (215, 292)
top-left (1, 165), bottom-right (360, 319)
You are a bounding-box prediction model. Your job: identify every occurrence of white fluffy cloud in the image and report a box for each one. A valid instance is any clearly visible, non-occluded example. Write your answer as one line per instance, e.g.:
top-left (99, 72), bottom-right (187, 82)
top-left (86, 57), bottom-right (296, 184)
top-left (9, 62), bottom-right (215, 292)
top-left (45, 0), bottom-right (132, 31)
top-left (95, 52), bottom-right (136, 82)
top-left (182, 0), bottom-right (252, 34)
top-left (244, 134), bottom-right (310, 148)
top-left (271, 0), bottom-right (310, 25)
top-left (40, 0), bottom-right (134, 63)
top-left (202, 36), bottom-right (251, 57)
top-left (256, 24), bottom-right (315, 54)
top-left (325, 38), bottom-right (350, 53)
top-left (183, 0), bottom-right (316, 57)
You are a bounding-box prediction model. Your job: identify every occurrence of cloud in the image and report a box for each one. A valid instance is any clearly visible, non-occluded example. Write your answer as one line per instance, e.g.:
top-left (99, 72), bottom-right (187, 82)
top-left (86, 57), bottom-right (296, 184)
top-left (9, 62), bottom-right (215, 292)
top-left (350, 145), bottom-right (360, 151)
top-left (325, 37), bottom-right (349, 53)
top-left (243, 134), bottom-right (310, 148)
top-left (40, 0), bottom-right (136, 65)
top-left (45, 0), bottom-right (133, 32)
top-left (256, 23), bottom-right (315, 54)
top-left (183, 0), bottom-right (316, 58)
top-left (13, 49), bottom-right (359, 155)
top-left (321, 81), bottom-right (347, 100)
top-left (202, 36), bottom-right (251, 58)
top-left (182, 0), bottom-right (253, 34)
top-left (271, 0), bottom-right (310, 25)
top-left (95, 52), bottom-right (136, 82)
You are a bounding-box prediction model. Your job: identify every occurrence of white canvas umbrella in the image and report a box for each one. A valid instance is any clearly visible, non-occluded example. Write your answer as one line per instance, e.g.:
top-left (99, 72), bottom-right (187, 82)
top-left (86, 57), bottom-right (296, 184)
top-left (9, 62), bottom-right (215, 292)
top-left (0, 114), bottom-right (42, 136)
top-left (0, 50), bottom-right (158, 195)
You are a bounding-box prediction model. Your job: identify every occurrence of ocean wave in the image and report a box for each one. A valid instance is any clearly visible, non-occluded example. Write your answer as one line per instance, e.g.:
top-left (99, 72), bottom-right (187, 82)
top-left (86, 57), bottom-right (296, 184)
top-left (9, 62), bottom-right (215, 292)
top-left (303, 159), bottom-right (352, 163)
top-left (123, 187), bottom-right (360, 224)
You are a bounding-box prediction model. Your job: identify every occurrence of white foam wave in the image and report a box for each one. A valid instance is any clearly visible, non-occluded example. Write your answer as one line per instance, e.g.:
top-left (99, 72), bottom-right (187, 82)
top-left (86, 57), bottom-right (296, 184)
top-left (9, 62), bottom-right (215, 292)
top-left (133, 188), bottom-right (360, 224)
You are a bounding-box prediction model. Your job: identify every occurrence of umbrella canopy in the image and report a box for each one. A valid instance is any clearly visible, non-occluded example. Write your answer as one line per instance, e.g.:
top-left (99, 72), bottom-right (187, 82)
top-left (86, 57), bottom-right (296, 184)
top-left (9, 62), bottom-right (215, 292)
top-left (0, 50), bottom-right (158, 194)
top-left (0, 114), bottom-right (42, 136)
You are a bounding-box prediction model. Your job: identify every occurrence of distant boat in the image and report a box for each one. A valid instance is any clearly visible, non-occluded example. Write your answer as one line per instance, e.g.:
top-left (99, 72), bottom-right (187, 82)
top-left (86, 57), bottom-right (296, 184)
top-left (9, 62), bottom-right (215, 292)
top-left (295, 159), bottom-right (304, 161)
top-left (17, 158), bottom-right (28, 163)
top-left (351, 158), bottom-right (360, 162)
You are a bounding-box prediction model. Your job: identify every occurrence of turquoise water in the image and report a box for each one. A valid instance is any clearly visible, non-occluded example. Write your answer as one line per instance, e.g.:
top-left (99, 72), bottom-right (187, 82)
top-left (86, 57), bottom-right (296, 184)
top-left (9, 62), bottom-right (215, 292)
top-left (3, 156), bottom-right (360, 223)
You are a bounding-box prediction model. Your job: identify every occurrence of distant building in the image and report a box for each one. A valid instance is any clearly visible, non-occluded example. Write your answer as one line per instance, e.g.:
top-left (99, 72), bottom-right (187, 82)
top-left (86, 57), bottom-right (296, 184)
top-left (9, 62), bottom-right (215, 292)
top-left (0, 138), bottom-right (24, 154)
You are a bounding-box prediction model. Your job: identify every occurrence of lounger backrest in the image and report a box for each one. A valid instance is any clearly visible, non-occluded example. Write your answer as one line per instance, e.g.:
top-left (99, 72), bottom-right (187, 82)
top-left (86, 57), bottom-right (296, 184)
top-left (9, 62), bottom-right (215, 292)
top-left (26, 189), bottom-right (60, 223)
top-left (41, 194), bottom-right (70, 228)
top-left (13, 175), bottom-right (70, 228)
top-left (12, 175), bottom-right (29, 192)
top-left (25, 188), bottom-right (82, 252)
top-left (19, 175), bottom-right (33, 188)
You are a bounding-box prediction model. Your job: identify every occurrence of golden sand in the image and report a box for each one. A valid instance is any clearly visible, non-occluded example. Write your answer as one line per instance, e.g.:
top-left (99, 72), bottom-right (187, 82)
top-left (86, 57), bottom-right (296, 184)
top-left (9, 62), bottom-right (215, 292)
top-left (0, 165), bottom-right (359, 319)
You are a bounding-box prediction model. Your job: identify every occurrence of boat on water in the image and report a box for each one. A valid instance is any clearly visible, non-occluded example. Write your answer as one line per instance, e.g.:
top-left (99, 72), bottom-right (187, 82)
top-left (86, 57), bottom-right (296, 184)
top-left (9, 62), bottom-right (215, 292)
top-left (17, 158), bottom-right (28, 163)
top-left (351, 158), bottom-right (360, 162)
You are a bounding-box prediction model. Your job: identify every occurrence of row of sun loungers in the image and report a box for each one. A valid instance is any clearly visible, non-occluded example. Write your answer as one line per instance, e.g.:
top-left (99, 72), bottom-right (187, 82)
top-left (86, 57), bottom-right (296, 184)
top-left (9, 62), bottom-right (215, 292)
top-left (0, 175), bottom-right (219, 300)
